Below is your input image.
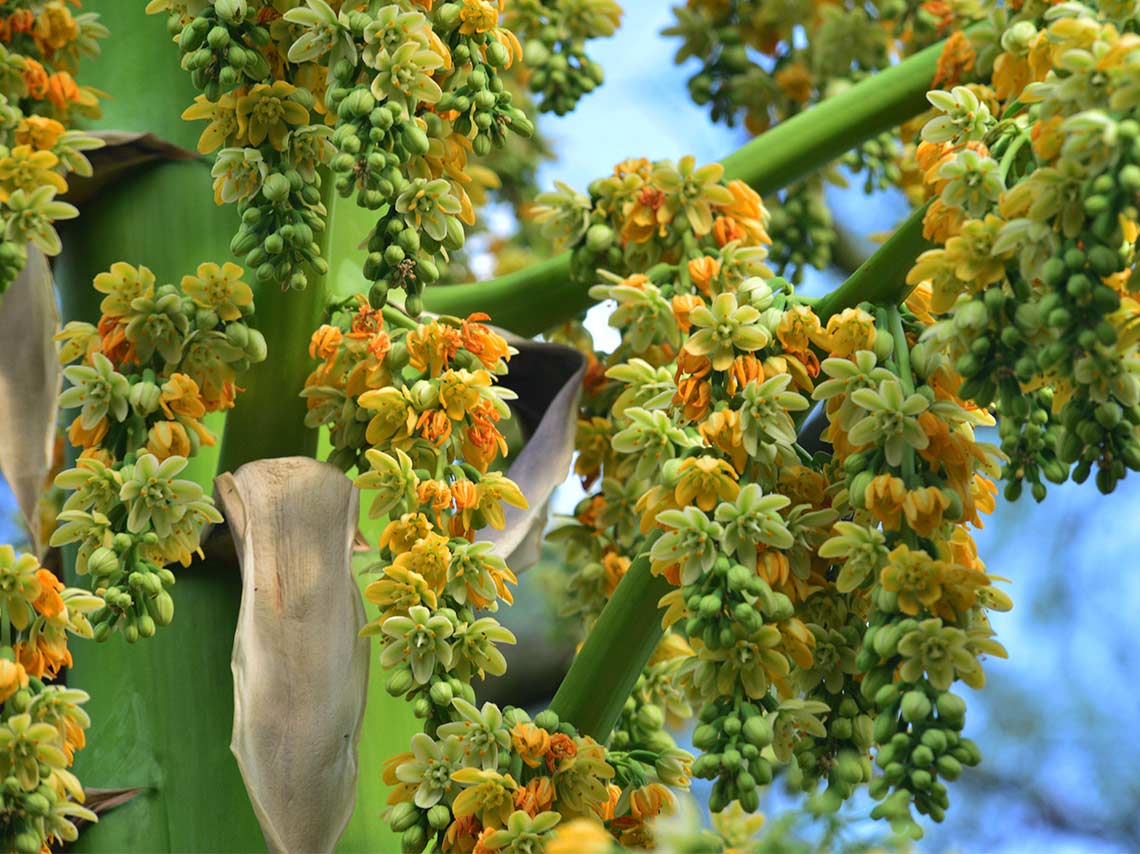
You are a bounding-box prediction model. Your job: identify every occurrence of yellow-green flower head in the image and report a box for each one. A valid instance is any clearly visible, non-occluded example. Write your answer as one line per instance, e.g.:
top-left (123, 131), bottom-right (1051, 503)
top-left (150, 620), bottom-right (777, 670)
top-left (181, 261), bottom-right (252, 322)
top-left (739, 373), bottom-right (809, 453)
top-left (0, 144), bottom-right (67, 201)
top-left (437, 698), bottom-right (511, 770)
top-left (480, 810), bottom-right (562, 854)
top-left (550, 736), bottom-right (615, 818)
top-left (847, 377), bottom-right (932, 467)
top-left (611, 408), bottom-right (695, 480)
top-left (58, 352), bottom-right (131, 430)
top-left (0, 712), bottom-right (69, 791)
top-left (370, 41), bottom-right (444, 104)
top-left (685, 292), bottom-right (770, 371)
top-left (124, 288), bottom-right (191, 365)
top-left (0, 545), bottom-right (43, 632)
top-left (819, 521), bottom-right (889, 593)
top-left (395, 177), bottom-right (462, 242)
top-left (55, 458), bottom-right (123, 517)
top-left (210, 147), bottom-right (267, 205)
top-left (379, 604), bottom-right (454, 684)
top-left (362, 7), bottom-right (431, 66)
top-left (4, 185), bottom-right (78, 256)
top-left (236, 81), bottom-right (310, 150)
top-left (395, 732), bottom-right (465, 809)
top-left (651, 155), bottom-right (734, 236)
top-left (896, 618), bottom-right (981, 691)
top-left (450, 767), bottom-right (518, 829)
top-left (118, 453), bottom-right (208, 540)
top-left (283, 0), bottom-right (358, 70)
top-left (355, 448), bottom-right (419, 519)
top-left (93, 262), bottom-right (155, 318)
top-left (449, 616), bottom-right (516, 681)
top-left (651, 506), bottom-right (723, 584)
top-left (714, 483), bottom-right (793, 572)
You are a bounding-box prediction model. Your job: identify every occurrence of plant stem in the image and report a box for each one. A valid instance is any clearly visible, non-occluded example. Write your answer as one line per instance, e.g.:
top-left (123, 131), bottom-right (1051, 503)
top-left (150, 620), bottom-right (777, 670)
top-left (423, 37), bottom-right (947, 335)
top-left (548, 532), bottom-right (668, 740)
top-left (216, 177), bottom-right (334, 473)
top-left (814, 202), bottom-right (932, 321)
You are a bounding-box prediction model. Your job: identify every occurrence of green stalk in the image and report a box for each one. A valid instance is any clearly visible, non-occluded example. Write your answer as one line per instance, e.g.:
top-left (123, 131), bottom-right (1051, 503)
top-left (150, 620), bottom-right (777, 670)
top-left (547, 533), bottom-right (668, 740)
top-left (814, 201), bottom-right (931, 321)
top-left (422, 37), bottom-right (947, 335)
top-left (549, 204), bottom-right (932, 742)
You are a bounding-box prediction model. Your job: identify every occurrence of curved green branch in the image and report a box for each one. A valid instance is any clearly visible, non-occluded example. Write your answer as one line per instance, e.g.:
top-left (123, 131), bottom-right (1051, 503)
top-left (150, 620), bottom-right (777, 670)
top-left (423, 37), bottom-right (948, 336)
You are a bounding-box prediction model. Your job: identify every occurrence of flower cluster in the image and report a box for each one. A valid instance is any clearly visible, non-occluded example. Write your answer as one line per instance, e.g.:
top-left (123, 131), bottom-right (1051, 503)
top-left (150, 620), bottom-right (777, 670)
top-left (48, 261), bottom-right (266, 642)
top-left (538, 152), bottom-right (1015, 839)
top-left (0, 545), bottom-right (100, 852)
top-left (0, 0), bottom-right (106, 295)
top-left (303, 300), bottom-right (694, 851)
top-left (507, 0), bottom-right (621, 115)
top-left (152, 0), bottom-right (535, 307)
top-left (905, 3), bottom-right (1140, 497)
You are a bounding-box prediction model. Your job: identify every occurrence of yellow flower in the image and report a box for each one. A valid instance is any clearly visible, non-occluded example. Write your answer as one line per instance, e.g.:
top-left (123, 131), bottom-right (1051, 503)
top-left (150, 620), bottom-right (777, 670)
top-left (902, 486), bottom-right (950, 537)
top-left (145, 421), bottom-right (194, 460)
top-left (181, 93), bottom-right (240, 154)
top-left (0, 658), bottom-right (28, 705)
top-left (0, 145), bottom-right (67, 202)
top-left (545, 818), bottom-right (613, 854)
top-left (33, 2), bottom-right (79, 52)
top-left (674, 456), bottom-right (739, 511)
top-left (160, 373), bottom-right (207, 419)
top-left (14, 116), bottom-right (65, 151)
top-left (181, 262), bottom-right (253, 321)
top-left (474, 472), bottom-right (528, 530)
top-left (864, 474), bottom-right (906, 531)
top-left (379, 512), bottom-right (435, 554)
top-left (406, 320), bottom-right (462, 376)
top-left (438, 369), bottom-right (493, 420)
top-left (812, 307), bottom-right (875, 358)
top-left (93, 262), bottom-right (155, 318)
top-left (881, 545), bottom-right (944, 616)
top-left (363, 564), bottom-right (438, 625)
top-left (391, 532), bottom-right (452, 592)
top-left (236, 82), bottom-right (310, 150)
top-left (451, 769), bottom-right (519, 829)
top-left (458, 0), bottom-right (499, 33)
top-left (359, 387), bottom-right (417, 448)
top-left (698, 409), bottom-right (747, 472)
top-left (54, 321), bottom-right (100, 365)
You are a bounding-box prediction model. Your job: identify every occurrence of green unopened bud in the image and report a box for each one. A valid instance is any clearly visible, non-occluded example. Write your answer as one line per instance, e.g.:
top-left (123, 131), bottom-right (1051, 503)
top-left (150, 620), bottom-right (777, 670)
top-left (129, 381), bottom-right (163, 415)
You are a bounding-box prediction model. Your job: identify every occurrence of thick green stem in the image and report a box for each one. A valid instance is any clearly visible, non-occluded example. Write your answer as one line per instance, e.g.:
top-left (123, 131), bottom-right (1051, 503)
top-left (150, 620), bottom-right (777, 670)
top-left (814, 202), bottom-right (931, 321)
top-left (216, 177), bottom-right (334, 473)
top-left (548, 533), bottom-right (668, 740)
top-left (423, 37), bottom-right (947, 335)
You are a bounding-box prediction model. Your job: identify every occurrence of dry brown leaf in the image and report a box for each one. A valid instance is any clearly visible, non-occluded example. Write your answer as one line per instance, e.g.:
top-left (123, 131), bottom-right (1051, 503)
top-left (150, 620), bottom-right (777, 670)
top-left (485, 338), bottom-right (586, 572)
top-left (63, 131), bottom-right (199, 208)
top-left (215, 458), bottom-right (369, 854)
top-left (0, 246), bottom-right (58, 553)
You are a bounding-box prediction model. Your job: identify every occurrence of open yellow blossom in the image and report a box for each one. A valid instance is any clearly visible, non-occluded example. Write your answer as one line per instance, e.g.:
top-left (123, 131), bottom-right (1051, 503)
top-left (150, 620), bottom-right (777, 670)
top-left (363, 564), bottom-right (437, 625)
top-left (675, 456), bottom-right (739, 511)
top-left (0, 144), bottom-right (67, 202)
top-left (379, 512), bottom-right (435, 555)
top-left (182, 93), bottom-right (240, 154)
top-left (510, 722), bottom-right (552, 768)
top-left (236, 82), bottom-right (310, 150)
top-left (0, 658), bottom-right (29, 705)
top-left (93, 262), bottom-right (155, 318)
top-left (181, 261), bottom-right (253, 321)
top-left (812, 307), bottom-right (876, 358)
top-left (902, 486), bottom-right (950, 537)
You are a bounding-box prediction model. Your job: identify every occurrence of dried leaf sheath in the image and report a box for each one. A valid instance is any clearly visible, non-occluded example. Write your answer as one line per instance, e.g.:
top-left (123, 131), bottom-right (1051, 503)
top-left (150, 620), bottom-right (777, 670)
top-left (216, 458), bottom-right (369, 854)
top-left (0, 246), bottom-right (58, 553)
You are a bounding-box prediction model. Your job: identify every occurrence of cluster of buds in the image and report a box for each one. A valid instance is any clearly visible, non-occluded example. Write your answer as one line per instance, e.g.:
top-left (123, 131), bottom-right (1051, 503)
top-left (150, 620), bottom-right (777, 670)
top-left (538, 151), bottom-right (1016, 839)
top-left (0, 545), bottom-right (100, 852)
top-left (506, 0), bottom-right (620, 115)
top-left (47, 262), bottom-right (266, 642)
top-left (906, 2), bottom-right (1140, 497)
top-left (154, 0), bottom-right (535, 306)
top-left (303, 301), bottom-right (694, 851)
top-left (0, 0), bottom-right (106, 295)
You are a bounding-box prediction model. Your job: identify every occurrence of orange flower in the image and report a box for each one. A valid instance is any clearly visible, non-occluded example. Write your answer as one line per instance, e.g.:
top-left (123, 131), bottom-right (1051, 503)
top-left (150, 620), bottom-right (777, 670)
top-left (601, 551), bottom-right (629, 594)
top-left (407, 320), bottom-right (462, 375)
top-left (417, 409), bottom-right (453, 446)
top-left (22, 58), bottom-right (49, 100)
top-left (146, 421), bottom-right (193, 460)
top-left (933, 31), bottom-right (975, 87)
top-left (417, 479), bottom-right (453, 528)
top-left (161, 373), bottom-right (207, 418)
top-left (726, 354), bottom-right (764, 396)
top-left (461, 312), bottom-right (512, 368)
top-left (32, 569), bottom-right (65, 619)
top-left (510, 722), bottom-right (552, 768)
top-left (309, 324), bottom-right (343, 363)
top-left (546, 733), bottom-right (578, 772)
top-left (672, 293), bottom-right (704, 333)
top-left (687, 256), bottom-right (720, 295)
top-left (67, 414), bottom-right (107, 450)
top-left (514, 776), bottom-right (555, 816)
top-left (14, 116), bottom-right (65, 150)
top-left (712, 215), bottom-right (745, 246)
top-left (775, 62), bottom-right (813, 103)
top-left (463, 402), bottom-right (508, 472)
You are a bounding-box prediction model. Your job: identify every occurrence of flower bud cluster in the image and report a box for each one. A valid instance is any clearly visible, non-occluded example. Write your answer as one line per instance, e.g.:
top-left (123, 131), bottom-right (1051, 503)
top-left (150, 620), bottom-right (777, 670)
top-left (154, 0), bottom-right (536, 305)
top-left (47, 262), bottom-right (266, 642)
top-left (906, 4), bottom-right (1140, 497)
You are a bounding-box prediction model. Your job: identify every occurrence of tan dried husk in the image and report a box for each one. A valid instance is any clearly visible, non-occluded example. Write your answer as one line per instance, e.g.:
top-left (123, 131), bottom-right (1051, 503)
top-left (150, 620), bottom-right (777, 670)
top-left (0, 246), bottom-right (58, 554)
top-left (216, 458), bottom-right (369, 854)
